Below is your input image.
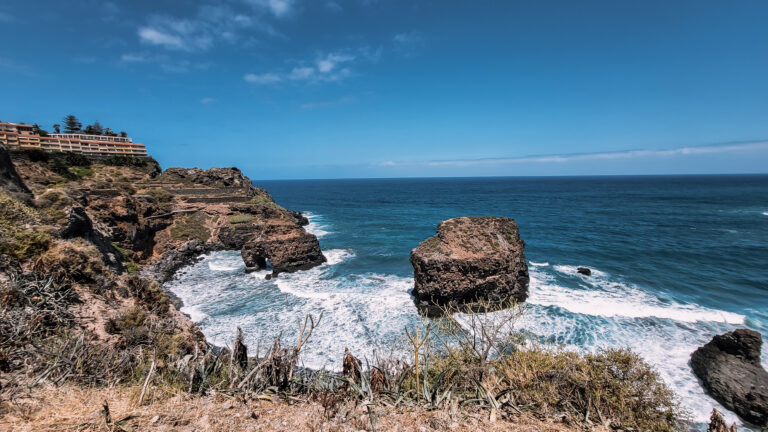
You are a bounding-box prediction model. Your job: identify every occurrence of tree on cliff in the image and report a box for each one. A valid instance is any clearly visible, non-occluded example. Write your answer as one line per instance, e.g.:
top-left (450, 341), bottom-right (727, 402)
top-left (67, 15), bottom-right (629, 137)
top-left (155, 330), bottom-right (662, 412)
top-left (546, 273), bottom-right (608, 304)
top-left (84, 121), bottom-right (104, 136)
top-left (52, 124), bottom-right (60, 134)
top-left (32, 124), bottom-right (49, 137)
top-left (62, 115), bottom-right (82, 133)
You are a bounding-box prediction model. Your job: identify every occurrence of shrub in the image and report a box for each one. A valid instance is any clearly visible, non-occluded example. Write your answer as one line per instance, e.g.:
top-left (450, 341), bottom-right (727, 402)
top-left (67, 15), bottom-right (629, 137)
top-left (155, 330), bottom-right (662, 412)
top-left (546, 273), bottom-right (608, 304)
top-left (35, 189), bottom-right (75, 224)
top-left (229, 214), bottom-right (253, 224)
top-left (170, 213), bottom-right (210, 242)
top-left (0, 192), bottom-right (52, 260)
top-left (35, 239), bottom-right (106, 284)
top-left (146, 188), bottom-right (173, 203)
top-left (103, 155), bottom-right (147, 168)
top-left (68, 166), bottom-right (94, 178)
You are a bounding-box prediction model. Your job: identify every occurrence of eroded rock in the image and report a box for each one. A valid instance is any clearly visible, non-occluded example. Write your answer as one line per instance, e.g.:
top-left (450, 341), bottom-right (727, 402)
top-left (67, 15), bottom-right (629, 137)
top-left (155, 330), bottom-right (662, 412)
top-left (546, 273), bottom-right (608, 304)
top-left (410, 216), bottom-right (529, 315)
top-left (691, 329), bottom-right (768, 427)
top-left (241, 221), bottom-right (325, 274)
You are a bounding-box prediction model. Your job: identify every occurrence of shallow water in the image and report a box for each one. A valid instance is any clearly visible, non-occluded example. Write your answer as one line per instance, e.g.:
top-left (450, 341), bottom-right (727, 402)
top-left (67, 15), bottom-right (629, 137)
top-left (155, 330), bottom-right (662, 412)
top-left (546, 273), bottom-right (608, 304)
top-left (166, 175), bottom-right (768, 428)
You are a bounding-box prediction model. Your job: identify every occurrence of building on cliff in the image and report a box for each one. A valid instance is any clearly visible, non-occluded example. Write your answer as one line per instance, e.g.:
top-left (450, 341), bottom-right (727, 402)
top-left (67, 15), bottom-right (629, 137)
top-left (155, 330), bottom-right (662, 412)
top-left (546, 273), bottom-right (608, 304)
top-left (0, 121), bottom-right (147, 157)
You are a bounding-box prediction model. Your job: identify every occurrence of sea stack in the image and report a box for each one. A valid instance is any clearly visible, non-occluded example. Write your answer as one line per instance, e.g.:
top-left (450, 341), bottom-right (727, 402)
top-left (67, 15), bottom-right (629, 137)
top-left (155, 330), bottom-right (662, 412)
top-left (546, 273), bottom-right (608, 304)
top-left (410, 217), bottom-right (529, 315)
top-left (690, 329), bottom-right (768, 427)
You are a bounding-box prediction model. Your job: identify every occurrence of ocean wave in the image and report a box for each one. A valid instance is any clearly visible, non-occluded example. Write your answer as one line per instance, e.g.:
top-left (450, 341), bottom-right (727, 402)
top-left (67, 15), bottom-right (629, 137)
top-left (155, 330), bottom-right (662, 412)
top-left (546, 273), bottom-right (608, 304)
top-left (763, 211), bottom-right (768, 216)
top-left (529, 261), bottom-right (549, 267)
top-left (529, 268), bottom-right (744, 324)
top-left (304, 211), bottom-right (332, 238)
top-left (207, 253), bottom-right (244, 272)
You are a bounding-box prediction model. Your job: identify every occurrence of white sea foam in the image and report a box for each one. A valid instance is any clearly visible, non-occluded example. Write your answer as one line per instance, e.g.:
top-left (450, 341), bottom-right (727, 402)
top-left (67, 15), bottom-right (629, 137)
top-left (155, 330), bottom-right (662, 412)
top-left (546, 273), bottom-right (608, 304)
top-left (166, 250), bottom-right (755, 425)
top-left (531, 267), bottom-right (744, 324)
top-left (304, 211), bottom-right (332, 238)
top-left (763, 211), bottom-right (768, 216)
top-left (553, 264), bottom-right (607, 277)
top-left (528, 261), bottom-right (549, 267)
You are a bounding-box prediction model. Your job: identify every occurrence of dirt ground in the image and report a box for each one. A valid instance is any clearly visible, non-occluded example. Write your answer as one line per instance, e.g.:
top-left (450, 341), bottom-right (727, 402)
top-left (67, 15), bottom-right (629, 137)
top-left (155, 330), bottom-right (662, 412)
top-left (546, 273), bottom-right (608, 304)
top-left (0, 385), bottom-right (588, 432)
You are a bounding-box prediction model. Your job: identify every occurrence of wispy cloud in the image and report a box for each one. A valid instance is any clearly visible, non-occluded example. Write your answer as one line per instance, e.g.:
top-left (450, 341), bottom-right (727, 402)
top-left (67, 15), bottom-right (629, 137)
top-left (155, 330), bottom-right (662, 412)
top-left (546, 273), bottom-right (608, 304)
top-left (301, 95), bottom-right (357, 109)
top-left (0, 11), bottom-right (14, 22)
top-left (137, 5), bottom-right (273, 52)
top-left (376, 141), bottom-right (768, 168)
top-left (244, 72), bottom-right (282, 84)
top-left (200, 97), bottom-right (217, 104)
top-left (243, 0), bottom-right (296, 17)
top-left (120, 52), bottom-right (208, 73)
top-left (245, 50), bottom-right (370, 85)
top-left (393, 32), bottom-right (426, 56)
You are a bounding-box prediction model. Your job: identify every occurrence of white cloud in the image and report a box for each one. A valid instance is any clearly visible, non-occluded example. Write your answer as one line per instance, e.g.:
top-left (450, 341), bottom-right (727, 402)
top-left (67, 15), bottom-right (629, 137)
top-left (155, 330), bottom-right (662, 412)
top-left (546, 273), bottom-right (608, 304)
top-left (393, 32), bottom-right (426, 56)
top-left (200, 97), bottom-right (216, 104)
top-left (244, 0), bottom-right (296, 17)
top-left (289, 67), bottom-right (315, 80)
top-left (121, 53), bottom-right (149, 62)
top-left (137, 5), bottom-right (273, 52)
top-left (317, 53), bottom-right (354, 73)
top-left (138, 27), bottom-right (188, 50)
top-left (379, 141), bottom-right (768, 168)
top-left (0, 11), bottom-right (14, 22)
top-left (244, 72), bottom-right (282, 84)
top-left (245, 50), bottom-right (363, 85)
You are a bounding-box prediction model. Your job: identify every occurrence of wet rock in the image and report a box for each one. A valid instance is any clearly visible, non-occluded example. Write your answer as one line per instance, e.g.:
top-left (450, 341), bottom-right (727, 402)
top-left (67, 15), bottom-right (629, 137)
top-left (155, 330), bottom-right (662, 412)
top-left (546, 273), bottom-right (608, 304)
top-left (410, 217), bottom-right (529, 315)
top-left (691, 329), bottom-right (768, 427)
top-left (577, 267), bottom-right (591, 276)
top-left (241, 222), bottom-right (325, 274)
top-left (148, 240), bottom-right (223, 283)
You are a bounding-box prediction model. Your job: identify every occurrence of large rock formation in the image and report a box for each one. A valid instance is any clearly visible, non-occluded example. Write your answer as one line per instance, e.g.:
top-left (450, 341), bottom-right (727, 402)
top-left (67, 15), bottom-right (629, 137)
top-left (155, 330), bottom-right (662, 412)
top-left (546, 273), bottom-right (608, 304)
top-left (691, 329), bottom-right (768, 427)
top-left (0, 144), bottom-right (33, 202)
top-left (410, 217), bottom-right (529, 315)
top-left (241, 220), bottom-right (326, 275)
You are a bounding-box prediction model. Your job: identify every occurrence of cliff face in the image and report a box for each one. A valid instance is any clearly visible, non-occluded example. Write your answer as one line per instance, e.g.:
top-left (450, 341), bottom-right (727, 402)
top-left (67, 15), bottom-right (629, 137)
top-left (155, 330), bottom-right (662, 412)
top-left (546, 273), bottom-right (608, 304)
top-left (0, 150), bottom-right (325, 405)
top-left (11, 155), bottom-right (325, 280)
top-left (410, 216), bottom-right (529, 315)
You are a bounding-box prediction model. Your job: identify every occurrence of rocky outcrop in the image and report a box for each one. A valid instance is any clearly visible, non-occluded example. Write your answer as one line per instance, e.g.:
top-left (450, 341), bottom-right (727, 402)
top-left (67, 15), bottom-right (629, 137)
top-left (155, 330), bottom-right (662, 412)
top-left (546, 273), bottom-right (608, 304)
top-left (0, 144), bottom-right (33, 202)
top-left (691, 329), bottom-right (768, 427)
top-left (289, 210), bottom-right (310, 226)
top-left (241, 221), bottom-right (326, 274)
top-left (577, 267), bottom-right (591, 276)
top-left (61, 206), bottom-right (125, 272)
top-left (410, 217), bottom-right (529, 315)
top-left (158, 167), bottom-right (258, 191)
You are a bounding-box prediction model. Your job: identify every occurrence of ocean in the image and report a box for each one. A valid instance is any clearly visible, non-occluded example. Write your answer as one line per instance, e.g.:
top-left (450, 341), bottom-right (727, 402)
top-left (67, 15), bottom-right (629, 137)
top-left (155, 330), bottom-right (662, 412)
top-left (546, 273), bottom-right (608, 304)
top-left (165, 175), bottom-right (768, 427)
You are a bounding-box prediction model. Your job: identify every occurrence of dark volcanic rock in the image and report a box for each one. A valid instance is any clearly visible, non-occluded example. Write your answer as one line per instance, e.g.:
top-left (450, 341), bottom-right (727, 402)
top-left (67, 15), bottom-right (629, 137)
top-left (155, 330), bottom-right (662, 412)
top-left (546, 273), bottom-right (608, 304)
top-left (577, 267), bottom-right (591, 276)
top-left (0, 144), bottom-right (33, 202)
top-left (288, 210), bottom-right (309, 226)
top-left (148, 240), bottom-right (223, 283)
top-left (691, 329), bottom-right (768, 427)
top-left (241, 222), bottom-right (325, 274)
top-left (159, 167), bottom-right (257, 190)
top-left (410, 217), bottom-right (529, 315)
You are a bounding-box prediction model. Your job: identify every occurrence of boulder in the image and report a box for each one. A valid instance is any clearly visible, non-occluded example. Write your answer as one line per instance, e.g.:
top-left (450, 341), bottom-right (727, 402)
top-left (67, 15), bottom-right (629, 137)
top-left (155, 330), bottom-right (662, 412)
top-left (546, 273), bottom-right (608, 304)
top-left (241, 222), bottom-right (325, 274)
top-left (0, 144), bottom-right (33, 202)
top-left (577, 267), bottom-right (591, 276)
top-left (691, 329), bottom-right (768, 427)
top-left (410, 217), bottom-right (529, 315)
top-left (288, 210), bottom-right (310, 226)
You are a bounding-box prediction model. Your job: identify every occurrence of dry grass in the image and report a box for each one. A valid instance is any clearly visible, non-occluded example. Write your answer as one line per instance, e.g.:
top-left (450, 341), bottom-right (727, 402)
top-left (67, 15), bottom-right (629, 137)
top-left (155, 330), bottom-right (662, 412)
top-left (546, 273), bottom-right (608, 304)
top-left (0, 384), bottom-right (588, 432)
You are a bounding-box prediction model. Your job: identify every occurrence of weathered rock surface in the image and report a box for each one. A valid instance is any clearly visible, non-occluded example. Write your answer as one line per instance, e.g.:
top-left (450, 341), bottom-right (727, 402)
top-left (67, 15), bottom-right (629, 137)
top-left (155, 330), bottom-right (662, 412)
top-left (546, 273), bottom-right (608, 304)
top-left (577, 267), bottom-right (591, 276)
top-left (61, 206), bottom-right (125, 272)
top-left (158, 167), bottom-right (258, 190)
top-left (0, 144), bottom-right (33, 202)
top-left (241, 221), bottom-right (326, 274)
top-left (691, 329), bottom-right (768, 427)
top-left (410, 217), bottom-right (529, 315)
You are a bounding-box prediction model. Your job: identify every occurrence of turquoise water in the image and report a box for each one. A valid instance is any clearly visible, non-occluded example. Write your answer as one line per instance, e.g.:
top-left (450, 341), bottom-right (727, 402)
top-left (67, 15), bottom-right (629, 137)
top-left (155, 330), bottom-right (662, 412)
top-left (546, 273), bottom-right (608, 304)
top-left (166, 175), bottom-right (768, 426)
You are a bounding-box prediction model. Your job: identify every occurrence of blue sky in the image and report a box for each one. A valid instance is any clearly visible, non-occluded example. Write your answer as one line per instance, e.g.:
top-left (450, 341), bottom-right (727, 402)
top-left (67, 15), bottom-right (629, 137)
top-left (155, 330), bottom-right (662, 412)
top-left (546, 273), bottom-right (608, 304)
top-left (1, 0), bottom-right (767, 179)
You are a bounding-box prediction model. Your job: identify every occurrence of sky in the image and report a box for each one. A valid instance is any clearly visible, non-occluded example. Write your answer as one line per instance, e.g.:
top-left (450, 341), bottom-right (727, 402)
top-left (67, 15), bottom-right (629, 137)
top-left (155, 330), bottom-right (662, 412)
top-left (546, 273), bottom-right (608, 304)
top-left (1, 0), bottom-right (767, 179)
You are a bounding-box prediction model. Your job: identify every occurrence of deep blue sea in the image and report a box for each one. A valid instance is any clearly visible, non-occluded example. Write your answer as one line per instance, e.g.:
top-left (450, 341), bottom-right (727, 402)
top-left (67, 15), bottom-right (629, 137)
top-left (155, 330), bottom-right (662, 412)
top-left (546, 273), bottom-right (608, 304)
top-left (166, 175), bottom-right (768, 426)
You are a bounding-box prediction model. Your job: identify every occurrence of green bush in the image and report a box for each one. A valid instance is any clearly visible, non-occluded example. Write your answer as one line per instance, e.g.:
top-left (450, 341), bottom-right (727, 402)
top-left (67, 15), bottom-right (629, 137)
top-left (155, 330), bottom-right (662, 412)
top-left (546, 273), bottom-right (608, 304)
top-left (170, 213), bottom-right (210, 242)
top-left (229, 214), bottom-right (254, 224)
top-left (146, 188), bottom-right (173, 203)
top-left (0, 192), bottom-right (52, 260)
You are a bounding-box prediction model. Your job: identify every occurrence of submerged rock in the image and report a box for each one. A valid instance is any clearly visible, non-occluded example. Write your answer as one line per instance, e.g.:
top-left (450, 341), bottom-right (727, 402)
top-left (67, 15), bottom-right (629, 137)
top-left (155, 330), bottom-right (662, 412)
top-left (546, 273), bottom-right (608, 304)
top-left (577, 267), bottom-right (591, 276)
top-left (241, 221), bottom-right (325, 275)
top-left (691, 329), bottom-right (768, 427)
top-left (410, 216), bottom-right (529, 315)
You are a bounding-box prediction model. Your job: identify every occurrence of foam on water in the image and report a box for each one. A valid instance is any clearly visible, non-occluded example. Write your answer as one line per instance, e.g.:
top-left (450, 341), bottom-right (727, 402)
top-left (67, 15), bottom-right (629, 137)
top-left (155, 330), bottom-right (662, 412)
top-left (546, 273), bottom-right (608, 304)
top-left (165, 236), bottom-right (759, 427)
top-left (531, 267), bottom-right (745, 324)
top-left (304, 211), bottom-right (332, 238)
top-left (167, 249), bottom-right (417, 371)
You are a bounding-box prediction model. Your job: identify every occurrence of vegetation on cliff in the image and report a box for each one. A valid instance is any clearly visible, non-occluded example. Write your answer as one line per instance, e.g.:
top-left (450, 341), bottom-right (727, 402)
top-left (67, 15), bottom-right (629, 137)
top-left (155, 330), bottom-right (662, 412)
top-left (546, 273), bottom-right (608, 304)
top-left (0, 146), bottom-right (687, 431)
